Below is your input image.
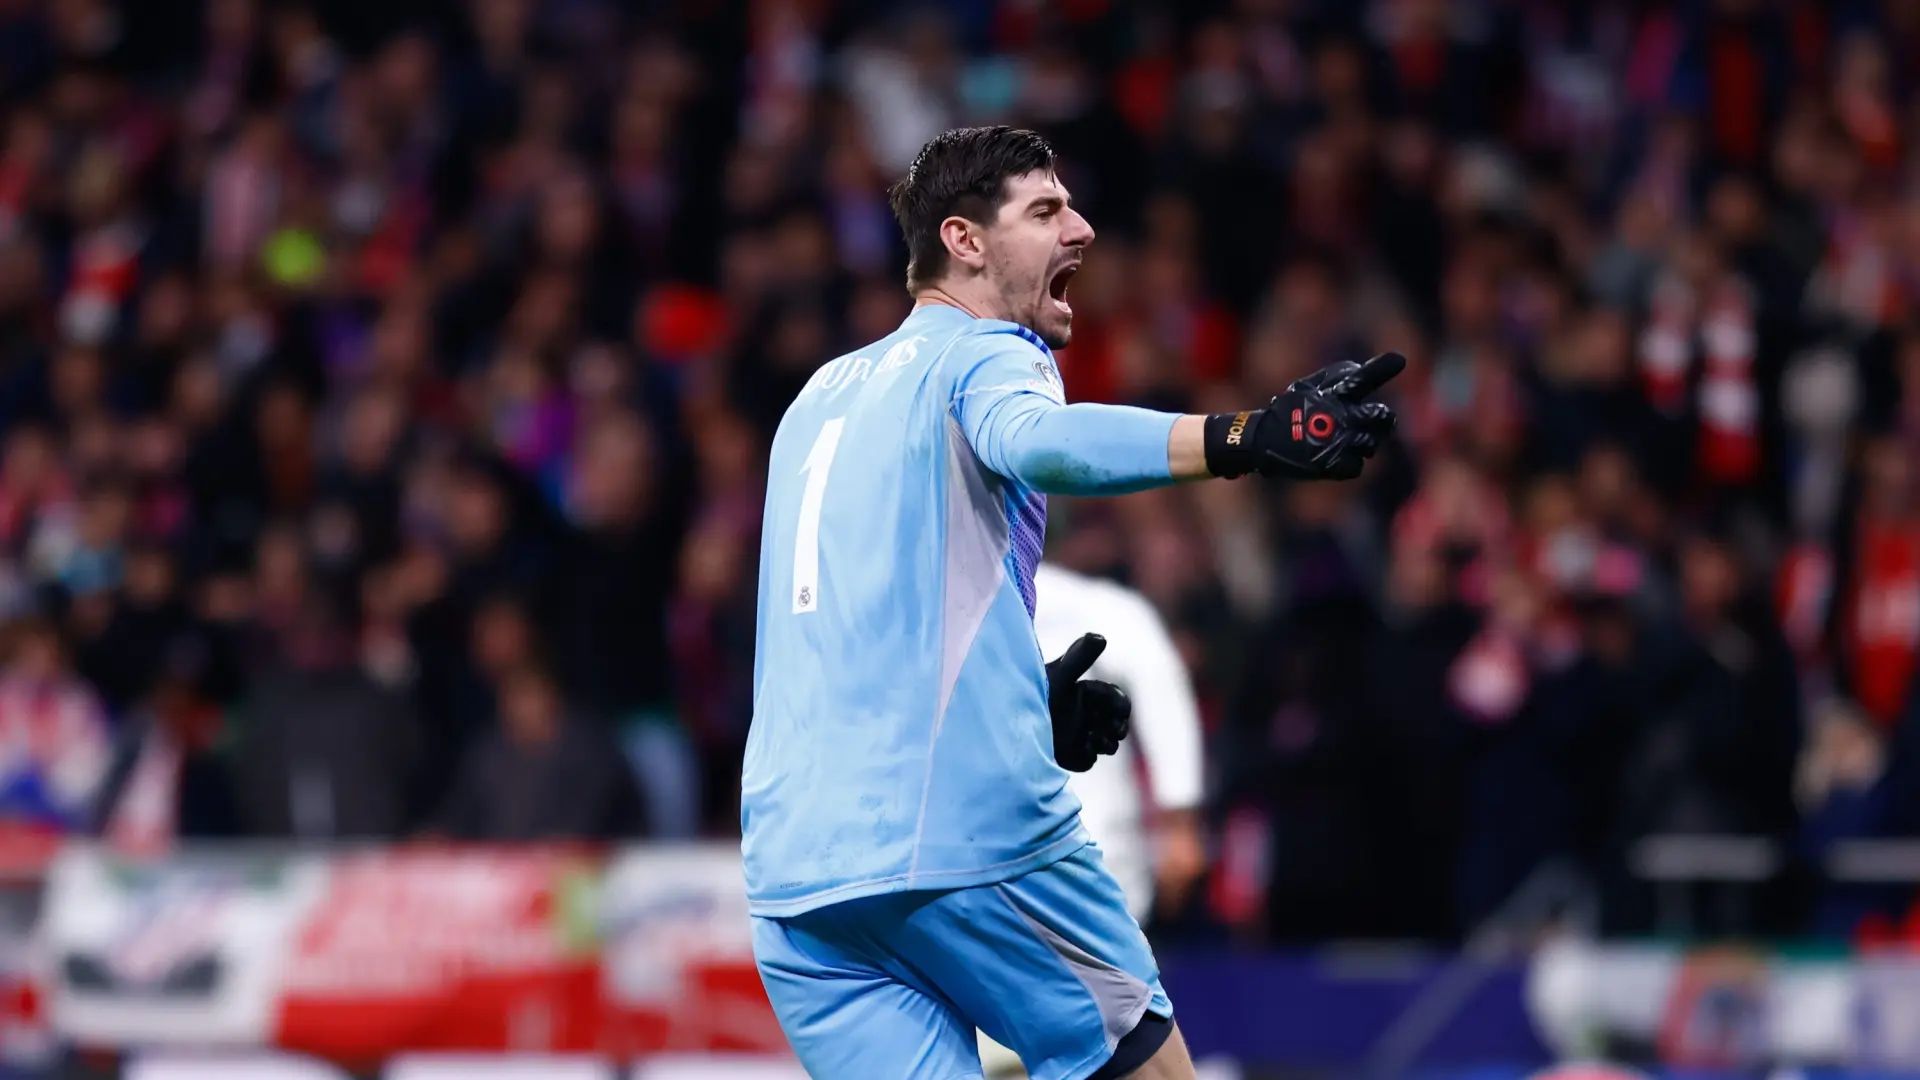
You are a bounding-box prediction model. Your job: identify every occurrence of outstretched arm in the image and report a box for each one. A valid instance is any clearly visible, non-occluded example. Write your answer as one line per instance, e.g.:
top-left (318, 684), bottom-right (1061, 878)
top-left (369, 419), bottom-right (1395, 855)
top-left (955, 349), bottom-right (1405, 494)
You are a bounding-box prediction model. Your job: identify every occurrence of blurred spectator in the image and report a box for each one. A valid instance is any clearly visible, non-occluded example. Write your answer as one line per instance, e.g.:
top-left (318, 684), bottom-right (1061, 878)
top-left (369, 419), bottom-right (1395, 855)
top-left (71, 541), bottom-right (189, 713)
top-left (229, 596), bottom-right (418, 839)
top-left (433, 661), bottom-right (646, 841)
top-left (0, 618), bottom-right (110, 831)
top-left (546, 408), bottom-right (691, 834)
top-left (91, 637), bottom-right (239, 849)
top-left (1837, 435), bottom-right (1920, 730)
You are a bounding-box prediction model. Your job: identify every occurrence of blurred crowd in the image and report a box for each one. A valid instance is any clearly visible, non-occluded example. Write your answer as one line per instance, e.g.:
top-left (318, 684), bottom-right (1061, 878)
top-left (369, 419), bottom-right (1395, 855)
top-left (9, 0), bottom-right (1920, 944)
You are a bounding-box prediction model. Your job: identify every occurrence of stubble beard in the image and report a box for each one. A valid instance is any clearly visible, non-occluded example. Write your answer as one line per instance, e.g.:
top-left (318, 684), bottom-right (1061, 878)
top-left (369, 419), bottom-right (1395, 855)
top-left (993, 268), bottom-right (1068, 349)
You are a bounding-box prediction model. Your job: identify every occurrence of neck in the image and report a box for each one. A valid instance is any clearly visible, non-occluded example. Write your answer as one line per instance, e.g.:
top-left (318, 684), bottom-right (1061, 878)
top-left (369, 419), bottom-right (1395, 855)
top-left (914, 284), bottom-right (998, 322)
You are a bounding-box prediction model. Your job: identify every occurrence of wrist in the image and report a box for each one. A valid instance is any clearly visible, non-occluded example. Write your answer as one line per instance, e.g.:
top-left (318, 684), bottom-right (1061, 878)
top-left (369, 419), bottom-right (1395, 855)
top-left (1167, 414), bottom-right (1211, 479)
top-left (1203, 409), bottom-right (1265, 478)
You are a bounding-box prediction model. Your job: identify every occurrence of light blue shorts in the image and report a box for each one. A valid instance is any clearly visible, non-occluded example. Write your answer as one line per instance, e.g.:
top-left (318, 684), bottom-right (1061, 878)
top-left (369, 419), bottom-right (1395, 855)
top-left (752, 842), bottom-right (1172, 1080)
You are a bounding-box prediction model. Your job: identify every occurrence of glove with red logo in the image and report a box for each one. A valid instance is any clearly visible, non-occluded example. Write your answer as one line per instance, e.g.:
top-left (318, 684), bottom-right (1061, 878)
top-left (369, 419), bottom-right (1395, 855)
top-left (1203, 352), bottom-right (1404, 481)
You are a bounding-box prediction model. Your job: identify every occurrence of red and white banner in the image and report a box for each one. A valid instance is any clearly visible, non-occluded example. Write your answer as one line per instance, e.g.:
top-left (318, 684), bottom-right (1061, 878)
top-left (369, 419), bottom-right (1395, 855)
top-left (276, 847), bottom-right (605, 1062)
top-left (37, 842), bottom-right (787, 1066)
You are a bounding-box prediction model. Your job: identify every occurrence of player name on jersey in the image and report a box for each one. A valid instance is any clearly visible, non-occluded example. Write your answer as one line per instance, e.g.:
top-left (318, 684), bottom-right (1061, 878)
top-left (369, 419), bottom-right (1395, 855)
top-left (795, 335), bottom-right (926, 400)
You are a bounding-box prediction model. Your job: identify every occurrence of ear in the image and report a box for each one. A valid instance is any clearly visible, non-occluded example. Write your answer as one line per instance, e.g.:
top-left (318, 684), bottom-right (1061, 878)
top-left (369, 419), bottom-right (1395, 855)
top-left (938, 214), bottom-right (988, 274)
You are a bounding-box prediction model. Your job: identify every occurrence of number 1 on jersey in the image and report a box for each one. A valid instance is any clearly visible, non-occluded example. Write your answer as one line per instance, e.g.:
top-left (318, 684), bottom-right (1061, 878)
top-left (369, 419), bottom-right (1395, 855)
top-left (792, 416), bottom-right (845, 614)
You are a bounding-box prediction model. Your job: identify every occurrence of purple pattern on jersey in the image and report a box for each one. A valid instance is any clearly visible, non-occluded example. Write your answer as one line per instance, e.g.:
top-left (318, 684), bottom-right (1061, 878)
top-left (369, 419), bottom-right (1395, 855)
top-left (1007, 486), bottom-right (1048, 617)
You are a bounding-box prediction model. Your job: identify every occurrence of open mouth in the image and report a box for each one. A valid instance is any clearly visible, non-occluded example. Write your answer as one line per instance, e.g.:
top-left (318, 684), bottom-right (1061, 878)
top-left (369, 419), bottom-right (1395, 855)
top-left (1048, 262), bottom-right (1078, 316)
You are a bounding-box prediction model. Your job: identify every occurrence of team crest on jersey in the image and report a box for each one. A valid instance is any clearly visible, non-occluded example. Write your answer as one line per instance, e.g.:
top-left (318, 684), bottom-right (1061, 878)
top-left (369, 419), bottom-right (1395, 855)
top-left (1030, 357), bottom-right (1065, 402)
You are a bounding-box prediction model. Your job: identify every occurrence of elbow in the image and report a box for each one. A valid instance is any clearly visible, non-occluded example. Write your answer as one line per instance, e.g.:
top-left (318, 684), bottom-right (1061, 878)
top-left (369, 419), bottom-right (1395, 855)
top-left (1007, 445), bottom-right (1111, 495)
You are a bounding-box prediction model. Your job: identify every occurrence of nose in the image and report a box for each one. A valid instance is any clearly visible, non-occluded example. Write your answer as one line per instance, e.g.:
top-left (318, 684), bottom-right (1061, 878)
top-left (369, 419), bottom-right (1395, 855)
top-left (1062, 207), bottom-right (1095, 249)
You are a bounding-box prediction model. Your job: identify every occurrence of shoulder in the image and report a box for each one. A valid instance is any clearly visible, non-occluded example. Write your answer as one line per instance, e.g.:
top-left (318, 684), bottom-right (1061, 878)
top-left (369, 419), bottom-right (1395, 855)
top-left (947, 320), bottom-right (1065, 403)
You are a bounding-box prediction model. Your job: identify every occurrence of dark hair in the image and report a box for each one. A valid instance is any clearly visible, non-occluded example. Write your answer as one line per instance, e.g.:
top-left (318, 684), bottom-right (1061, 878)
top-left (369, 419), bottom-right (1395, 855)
top-left (888, 126), bottom-right (1056, 291)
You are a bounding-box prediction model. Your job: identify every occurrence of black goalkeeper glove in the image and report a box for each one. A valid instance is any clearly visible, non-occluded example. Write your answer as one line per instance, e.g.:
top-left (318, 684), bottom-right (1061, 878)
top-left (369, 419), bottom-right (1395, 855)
top-left (1203, 352), bottom-right (1406, 481)
top-left (1045, 633), bottom-right (1132, 773)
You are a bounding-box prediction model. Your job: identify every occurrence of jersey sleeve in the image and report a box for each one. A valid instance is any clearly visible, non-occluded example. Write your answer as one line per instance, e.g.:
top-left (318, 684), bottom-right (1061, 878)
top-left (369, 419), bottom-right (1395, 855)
top-left (946, 323), bottom-right (1178, 496)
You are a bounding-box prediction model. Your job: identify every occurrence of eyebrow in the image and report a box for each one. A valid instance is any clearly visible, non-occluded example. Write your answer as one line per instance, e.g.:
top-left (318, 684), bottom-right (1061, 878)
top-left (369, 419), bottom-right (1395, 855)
top-left (1028, 191), bottom-right (1071, 212)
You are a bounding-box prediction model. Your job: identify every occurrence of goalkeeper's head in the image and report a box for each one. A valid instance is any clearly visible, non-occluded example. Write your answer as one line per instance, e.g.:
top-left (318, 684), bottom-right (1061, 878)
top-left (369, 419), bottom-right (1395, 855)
top-left (888, 126), bottom-right (1093, 349)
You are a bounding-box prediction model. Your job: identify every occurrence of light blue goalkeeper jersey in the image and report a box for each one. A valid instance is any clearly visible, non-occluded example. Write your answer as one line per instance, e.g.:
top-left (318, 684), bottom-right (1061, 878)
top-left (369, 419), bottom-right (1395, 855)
top-left (743, 302), bottom-right (1179, 916)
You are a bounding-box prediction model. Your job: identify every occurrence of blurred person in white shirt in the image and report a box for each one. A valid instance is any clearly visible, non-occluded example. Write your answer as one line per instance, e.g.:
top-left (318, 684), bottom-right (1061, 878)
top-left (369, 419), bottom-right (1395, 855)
top-left (982, 562), bottom-right (1207, 1076)
top-left (1034, 563), bottom-right (1206, 919)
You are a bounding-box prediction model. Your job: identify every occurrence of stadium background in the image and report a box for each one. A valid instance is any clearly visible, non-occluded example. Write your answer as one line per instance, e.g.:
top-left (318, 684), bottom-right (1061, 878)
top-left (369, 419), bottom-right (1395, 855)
top-left (4, 0), bottom-right (1920, 1075)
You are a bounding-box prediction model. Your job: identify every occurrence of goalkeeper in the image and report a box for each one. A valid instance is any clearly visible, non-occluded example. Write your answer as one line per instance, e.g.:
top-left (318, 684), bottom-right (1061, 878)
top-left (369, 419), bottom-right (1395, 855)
top-left (744, 125), bottom-right (1401, 1080)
